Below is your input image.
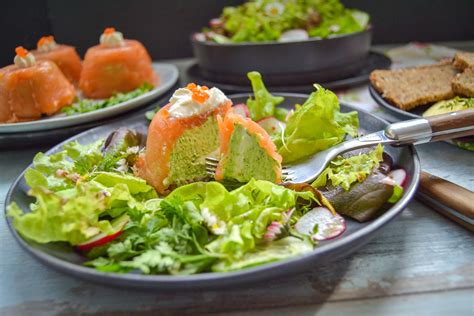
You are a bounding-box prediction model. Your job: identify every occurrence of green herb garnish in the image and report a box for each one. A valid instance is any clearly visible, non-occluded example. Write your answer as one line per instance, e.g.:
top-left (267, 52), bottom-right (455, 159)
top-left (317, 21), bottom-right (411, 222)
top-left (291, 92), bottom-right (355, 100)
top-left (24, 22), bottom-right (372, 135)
top-left (62, 83), bottom-right (154, 116)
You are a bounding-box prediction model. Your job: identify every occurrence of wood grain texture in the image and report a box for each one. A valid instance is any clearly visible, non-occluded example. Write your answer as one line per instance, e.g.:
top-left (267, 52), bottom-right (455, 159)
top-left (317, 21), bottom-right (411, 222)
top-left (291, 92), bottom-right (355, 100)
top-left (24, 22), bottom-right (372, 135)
top-left (419, 171), bottom-right (474, 218)
top-left (428, 108), bottom-right (474, 142)
top-left (0, 60), bottom-right (473, 316)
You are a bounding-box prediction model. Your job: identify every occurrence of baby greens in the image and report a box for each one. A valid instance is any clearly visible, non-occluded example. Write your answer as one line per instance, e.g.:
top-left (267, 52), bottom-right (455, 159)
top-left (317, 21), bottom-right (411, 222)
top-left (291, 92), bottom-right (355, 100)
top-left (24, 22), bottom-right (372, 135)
top-left (62, 83), bottom-right (153, 116)
top-left (204, 0), bottom-right (369, 43)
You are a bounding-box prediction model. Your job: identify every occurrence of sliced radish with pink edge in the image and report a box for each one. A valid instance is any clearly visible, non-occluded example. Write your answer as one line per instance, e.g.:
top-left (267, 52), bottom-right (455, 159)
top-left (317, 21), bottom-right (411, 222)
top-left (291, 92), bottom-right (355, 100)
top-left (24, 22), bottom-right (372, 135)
top-left (295, 207), bottom-right (346, 241)
top-left (257, 116), bottom-right (285, 135)
top-left (231, 104), bottom-right (250, 118)
top-left (387, 169), bottom-right (407, 187)
top-left (209, 18), bottom-right (224, 28)
top-left (76, 214), bottom-right (130, 251)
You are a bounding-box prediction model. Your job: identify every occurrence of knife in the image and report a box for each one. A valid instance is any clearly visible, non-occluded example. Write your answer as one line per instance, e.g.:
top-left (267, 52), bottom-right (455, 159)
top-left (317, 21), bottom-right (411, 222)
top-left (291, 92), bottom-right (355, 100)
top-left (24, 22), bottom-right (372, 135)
top-left (417, 171), bottom-right (474, 232)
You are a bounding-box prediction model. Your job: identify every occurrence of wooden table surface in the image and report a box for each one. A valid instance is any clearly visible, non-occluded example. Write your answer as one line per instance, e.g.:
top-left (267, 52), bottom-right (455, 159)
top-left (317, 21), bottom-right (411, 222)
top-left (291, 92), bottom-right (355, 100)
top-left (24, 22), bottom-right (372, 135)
top-left (1, 55), bottom-right (473, 316)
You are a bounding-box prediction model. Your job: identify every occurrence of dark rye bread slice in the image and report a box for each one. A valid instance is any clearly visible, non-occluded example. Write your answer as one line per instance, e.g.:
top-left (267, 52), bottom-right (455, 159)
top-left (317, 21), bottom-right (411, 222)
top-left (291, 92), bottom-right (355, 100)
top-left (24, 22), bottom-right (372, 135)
top-left (370, 61), bottom-right (458, 110)
top-left (452, 67), bottom-right (474, 97)
top-left (453, 52), bottom-right (474, 71)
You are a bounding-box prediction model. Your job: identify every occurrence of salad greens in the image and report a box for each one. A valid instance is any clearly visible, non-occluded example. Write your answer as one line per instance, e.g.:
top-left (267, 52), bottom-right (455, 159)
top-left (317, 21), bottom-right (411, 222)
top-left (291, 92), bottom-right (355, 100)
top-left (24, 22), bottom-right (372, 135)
top-left (312, 144), bottom-right (384, 190)
top-left (204, 0), bottom-right (369, 43)
top-left (246, 71), bottom-right (286, 121)
top-left (62, 83), bottom-right (153, 116)
top-left (8, 137), bottom-right (319, 274)
top-left (273, 84), bottom-right (358, 163)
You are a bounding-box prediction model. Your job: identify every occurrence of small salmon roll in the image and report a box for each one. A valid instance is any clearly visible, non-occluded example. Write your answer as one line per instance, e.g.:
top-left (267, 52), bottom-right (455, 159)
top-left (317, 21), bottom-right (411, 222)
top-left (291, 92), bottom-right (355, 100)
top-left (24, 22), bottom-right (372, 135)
top-left (0, 47), bottom-right (76, 123)
top-left (135, 84), bottom-right (231, 194)
top-left (216, 112), bottom-right (282, 183)
top-left (32, 35), bottom-right (82, 85)
top-left (80, 27), bottom-right (158, 99)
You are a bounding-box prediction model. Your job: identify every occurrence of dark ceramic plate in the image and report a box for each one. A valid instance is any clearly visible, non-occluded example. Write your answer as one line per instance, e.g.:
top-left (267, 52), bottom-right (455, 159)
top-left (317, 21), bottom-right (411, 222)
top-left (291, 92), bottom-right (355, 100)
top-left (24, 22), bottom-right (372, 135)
top-left (188, 52), bottom-right (391, 94)
top-left (191, 28), bottom-right (372, 76)
top-left (4, 94), bottom-right (420, 290)
top-left (369, 84), bottom-right (428, 120)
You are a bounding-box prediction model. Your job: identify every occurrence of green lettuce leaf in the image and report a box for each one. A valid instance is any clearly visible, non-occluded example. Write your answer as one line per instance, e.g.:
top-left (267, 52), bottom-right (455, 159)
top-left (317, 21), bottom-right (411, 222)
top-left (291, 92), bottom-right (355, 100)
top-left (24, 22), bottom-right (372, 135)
top-left (246, 71), bottom-right (284, 121)
top-left (274, 84), bottom-right (359, 163)
top-left (167, 179), bottom-right (315, 260)
top-left (212, 236), bottom-right (313, 272)
top-left (61, 83), bottom-right (153, 116)
top-left (7, 182), bottom-right (136, 245)
top-left (312, 144), bottom-right (384, 191)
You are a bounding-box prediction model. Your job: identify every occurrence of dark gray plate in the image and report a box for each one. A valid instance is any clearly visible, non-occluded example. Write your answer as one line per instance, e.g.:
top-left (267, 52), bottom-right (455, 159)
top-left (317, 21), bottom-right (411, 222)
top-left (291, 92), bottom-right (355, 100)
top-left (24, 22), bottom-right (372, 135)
top-left (4, 94), bottom-right (420, 290)
top-left (192, 28), bottom-right (372, 76)
top-left (188, 52), bottom-right (391, 93)
top-left (369, 84), bottom-right (428, 120)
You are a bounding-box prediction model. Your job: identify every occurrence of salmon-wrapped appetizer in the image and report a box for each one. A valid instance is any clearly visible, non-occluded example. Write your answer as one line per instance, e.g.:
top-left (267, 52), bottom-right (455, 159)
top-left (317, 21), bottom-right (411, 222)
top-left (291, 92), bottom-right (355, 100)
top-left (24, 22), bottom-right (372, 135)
top-left (135, 84), bottom-right (231, 194)
top-left (32, 35), bottom-right (82, 85)
top-left (216, 112), bottom-right (282, 183)
top-left (80, 27), bottom-right (158, 99)
top-left (0, 47), bottom-right (76, 123)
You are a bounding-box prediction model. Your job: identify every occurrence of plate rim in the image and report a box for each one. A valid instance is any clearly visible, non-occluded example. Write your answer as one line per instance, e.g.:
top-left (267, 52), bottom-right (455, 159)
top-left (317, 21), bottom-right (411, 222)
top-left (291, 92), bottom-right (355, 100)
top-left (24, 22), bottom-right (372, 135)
top-left (187, 52), bottom-right (392, 92)
top-left (191, 26), bottom-right (373, 47)
top-left (0, 63), bottom-right (179, 134)
top-left (4, 94), bottom-right (421, 288)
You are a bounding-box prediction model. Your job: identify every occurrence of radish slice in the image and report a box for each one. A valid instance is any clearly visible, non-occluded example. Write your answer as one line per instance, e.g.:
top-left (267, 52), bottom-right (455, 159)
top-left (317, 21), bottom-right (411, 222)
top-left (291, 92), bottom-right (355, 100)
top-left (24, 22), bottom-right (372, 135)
top-left (257, 116), bottom-right (285, 135)
top-left (210, 18), bottom-right (223, 28)
top-left (295, 207), bottom-right (346, 241)
top-left (76, 214), bottom-right (129, 251)
top-left (279, 29), bottom-right (309, 42)
top-left (387, 169), bottom-right (407, 187)
top-left (232, 104), bottom-right (250, 118)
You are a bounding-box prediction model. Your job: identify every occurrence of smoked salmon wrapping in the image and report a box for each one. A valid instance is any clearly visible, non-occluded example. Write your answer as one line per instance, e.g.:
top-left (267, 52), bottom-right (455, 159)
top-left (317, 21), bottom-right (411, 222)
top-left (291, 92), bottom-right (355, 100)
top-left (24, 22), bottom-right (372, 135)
top-left (0, 59), bottom-right (76, 123)
top-left (80, 39), bottom-right (158, 99)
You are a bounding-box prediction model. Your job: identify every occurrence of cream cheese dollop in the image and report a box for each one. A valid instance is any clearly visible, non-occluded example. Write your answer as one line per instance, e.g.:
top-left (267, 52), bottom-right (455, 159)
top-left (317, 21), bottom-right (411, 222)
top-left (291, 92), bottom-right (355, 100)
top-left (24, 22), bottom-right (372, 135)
top-left (14, 50), bottom-right (36, 68)
top-left (100, 31), bottom-right (125, 48)
top-left (168, 86), bottom-right (229, 119)
top-left (37, 36), bottom-right (58, 53)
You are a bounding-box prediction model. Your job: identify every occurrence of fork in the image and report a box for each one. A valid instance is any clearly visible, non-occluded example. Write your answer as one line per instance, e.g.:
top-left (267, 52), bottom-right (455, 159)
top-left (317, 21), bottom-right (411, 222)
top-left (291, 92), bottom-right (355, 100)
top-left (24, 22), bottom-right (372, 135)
top-left (206, 109), bottom-right (474, 184)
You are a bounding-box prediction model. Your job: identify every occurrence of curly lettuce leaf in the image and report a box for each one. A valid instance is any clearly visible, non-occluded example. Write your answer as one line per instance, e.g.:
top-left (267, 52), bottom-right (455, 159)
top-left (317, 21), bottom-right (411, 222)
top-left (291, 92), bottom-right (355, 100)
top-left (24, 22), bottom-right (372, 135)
top-left (167, 179), bottom-right (315, 260)
top-left (212, 236), bottom-right (313, 272)
top-left (312, 144), bottom-right (384, 191)
top-left (246, 71), bottom-right (284, 121)
top-left (274, 84), bottom-right (359, 163)
top-left (7, 181), bottom-right (142, 245)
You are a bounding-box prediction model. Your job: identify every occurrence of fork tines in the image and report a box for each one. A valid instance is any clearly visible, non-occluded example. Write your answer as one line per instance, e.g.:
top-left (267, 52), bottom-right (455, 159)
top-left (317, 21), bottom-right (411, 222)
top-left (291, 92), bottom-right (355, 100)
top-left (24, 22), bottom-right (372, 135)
top-left (205, 156), bottom-right (295, 182)
top-left (205, 156), bottom-right (219, 176)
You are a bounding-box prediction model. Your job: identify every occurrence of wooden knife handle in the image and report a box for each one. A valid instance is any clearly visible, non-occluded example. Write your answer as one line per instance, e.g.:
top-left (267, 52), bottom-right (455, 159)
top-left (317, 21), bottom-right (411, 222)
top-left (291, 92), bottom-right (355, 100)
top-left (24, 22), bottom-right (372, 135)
top-left (419, 171), bottom-right (474, 219)
top-left (427, 108), bottom-right (474, 142)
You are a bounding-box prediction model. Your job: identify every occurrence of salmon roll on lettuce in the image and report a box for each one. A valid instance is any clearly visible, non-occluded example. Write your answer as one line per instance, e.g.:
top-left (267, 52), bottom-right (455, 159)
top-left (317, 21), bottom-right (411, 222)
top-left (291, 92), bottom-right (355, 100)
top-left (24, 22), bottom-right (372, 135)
top-left (136, 84), bottom-right (231, 194)
top-left (32, 36), bottom-right (82, 85)
top-left (0, 47), bottom-right (76, 123)
top-left (79, 27), bottom-right (158, 99)
top-left (216, 112), bottom-right (282, 183)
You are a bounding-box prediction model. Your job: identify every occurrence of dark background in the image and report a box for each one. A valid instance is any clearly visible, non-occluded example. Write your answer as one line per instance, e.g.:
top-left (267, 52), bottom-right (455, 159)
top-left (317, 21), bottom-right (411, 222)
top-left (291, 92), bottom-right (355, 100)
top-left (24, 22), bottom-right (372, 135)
top-left (1, 0), bottom-right (473, 66)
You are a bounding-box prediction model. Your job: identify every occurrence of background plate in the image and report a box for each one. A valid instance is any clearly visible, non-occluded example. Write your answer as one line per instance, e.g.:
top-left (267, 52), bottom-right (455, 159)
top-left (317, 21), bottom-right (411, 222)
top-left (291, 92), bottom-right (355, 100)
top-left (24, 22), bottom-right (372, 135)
top-left (0, 63), bottom-right (179, 134)
top-left (188, 52), bottom-right (391, 93)
top-left (4, 94), bottom-right (420, 290)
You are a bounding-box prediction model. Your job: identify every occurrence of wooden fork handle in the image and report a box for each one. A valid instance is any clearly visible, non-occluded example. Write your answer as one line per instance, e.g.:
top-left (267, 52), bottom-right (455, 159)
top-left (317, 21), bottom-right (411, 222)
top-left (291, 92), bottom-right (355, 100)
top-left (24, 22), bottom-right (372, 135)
top-left (427, 108), bottom-right (474, 142)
